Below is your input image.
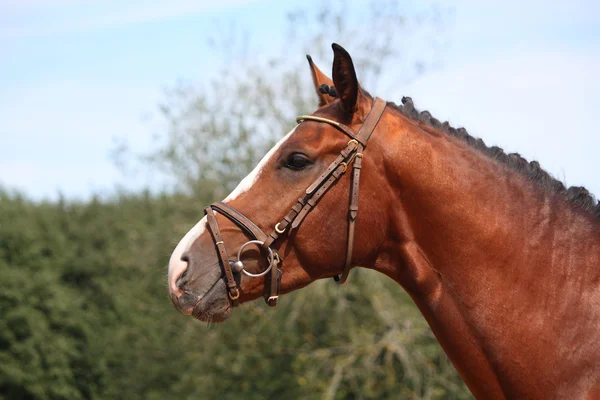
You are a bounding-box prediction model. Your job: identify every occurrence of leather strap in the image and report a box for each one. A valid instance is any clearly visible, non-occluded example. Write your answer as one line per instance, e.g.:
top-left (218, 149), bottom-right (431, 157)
top-left (292, 161), bottom-right (348, 229)
top-left (265, 263), bottom-right (281, 307)
top-left (335, 98), bottom-right (387, 282)
top-left (357, 98), bottom-right (386, 146)
top-left (205, 206), bottom-right (240, 304)
top-left (296, 97), bottom-right (386, 149)
top-left (263, 199), bottom-right (305, 246)
top-left (210, 202), bottom-right (269, 242)
top-left (296, 115), bottom-right (365, 146)
top-left (305, 140), bottom-right (358, 195)
top-left (336, 145), bottom-right (363, 283)
top-left (208, 202), bottom-right (282, 307)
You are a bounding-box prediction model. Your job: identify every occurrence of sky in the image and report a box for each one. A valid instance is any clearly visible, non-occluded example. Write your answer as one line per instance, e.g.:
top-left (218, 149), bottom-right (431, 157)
top-left (1, 0), bottom-right (599, 200)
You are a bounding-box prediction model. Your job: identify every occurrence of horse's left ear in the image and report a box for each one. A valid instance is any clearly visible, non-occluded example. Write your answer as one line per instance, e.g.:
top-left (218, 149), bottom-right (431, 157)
top-left (306, 55), bottom-right (335, 107)
top-left (331, 43), bottom-right (369, 114)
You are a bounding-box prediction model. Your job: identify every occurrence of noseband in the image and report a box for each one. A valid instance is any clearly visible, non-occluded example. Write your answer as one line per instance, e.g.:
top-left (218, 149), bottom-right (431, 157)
top-left (204, 98), bottom-right (387, 307)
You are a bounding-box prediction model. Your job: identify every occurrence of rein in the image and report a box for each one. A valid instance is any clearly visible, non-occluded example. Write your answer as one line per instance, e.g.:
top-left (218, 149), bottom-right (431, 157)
top-left (204, 98), bottom-right (387, 307)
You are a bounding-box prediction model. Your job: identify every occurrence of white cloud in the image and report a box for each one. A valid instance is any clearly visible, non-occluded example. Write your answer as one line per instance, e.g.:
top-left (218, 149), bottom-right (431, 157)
top-left (0, 0), bottom-right (263, 38)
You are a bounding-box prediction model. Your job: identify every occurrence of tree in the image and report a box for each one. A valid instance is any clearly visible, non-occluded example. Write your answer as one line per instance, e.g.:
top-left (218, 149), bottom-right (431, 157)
top-left (114, 0), bottom-right (451, 199)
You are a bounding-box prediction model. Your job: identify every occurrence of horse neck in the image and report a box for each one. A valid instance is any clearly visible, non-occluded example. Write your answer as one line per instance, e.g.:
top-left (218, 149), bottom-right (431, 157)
top-left (371, 113), bottom-right (600, 398)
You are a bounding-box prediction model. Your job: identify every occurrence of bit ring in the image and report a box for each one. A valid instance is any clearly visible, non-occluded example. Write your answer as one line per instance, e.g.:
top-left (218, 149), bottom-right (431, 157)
top-left (236, 240), bottom-right (274, 278)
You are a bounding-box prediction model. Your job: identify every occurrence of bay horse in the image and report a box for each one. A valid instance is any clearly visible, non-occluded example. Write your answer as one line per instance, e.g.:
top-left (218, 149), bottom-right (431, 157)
top-left (167, 44), bottom-right (600, 399)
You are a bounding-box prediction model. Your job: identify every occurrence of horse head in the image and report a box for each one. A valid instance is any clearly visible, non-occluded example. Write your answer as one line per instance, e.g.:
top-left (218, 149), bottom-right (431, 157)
top-left (167, 44), bottom-right (393, 322)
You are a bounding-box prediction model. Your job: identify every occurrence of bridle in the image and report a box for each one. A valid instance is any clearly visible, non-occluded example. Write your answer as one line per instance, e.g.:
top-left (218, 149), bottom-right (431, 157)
top-left (204, 98), bottom-right (387, 307)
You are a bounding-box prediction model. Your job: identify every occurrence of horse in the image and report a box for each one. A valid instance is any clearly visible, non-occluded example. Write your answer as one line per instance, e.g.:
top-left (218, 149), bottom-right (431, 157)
top-left (167, 44), bottom-right (600, 399)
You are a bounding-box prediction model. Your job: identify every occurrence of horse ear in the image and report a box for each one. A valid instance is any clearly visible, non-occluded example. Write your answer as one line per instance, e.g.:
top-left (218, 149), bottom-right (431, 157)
top-left (306, 55), bottom-right (335, 107)
top-left (331, 43), bottom-right (368, 114)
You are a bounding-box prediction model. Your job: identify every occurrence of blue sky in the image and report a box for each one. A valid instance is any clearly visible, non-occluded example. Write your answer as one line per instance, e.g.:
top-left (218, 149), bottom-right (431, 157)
top-left (1, 0), bottom-right (599, 200)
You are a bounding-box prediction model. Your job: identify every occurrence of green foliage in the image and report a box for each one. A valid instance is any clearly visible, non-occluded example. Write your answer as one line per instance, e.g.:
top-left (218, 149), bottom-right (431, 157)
top-left (0, 193), bottom-right (104, 400)
top-left (0, 191), bottom-right (470, 399)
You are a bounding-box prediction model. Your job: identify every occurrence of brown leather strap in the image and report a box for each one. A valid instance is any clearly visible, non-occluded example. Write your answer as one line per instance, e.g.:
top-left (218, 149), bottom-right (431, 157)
top-left (264, 199), bottom-right (305, 245)
top-left (265, 264), bottom-right (281, 307)
top-left (356, 98), bottom-right (387, 146)
top-left (207, 203), bottom-right (283, 307)
top-left (295, 115), bottom-right (364, 146)
top-left (205, 206), bottom-right (240, 304)
top-left (211, 202), bottom-right (269, 242)
top-left (210, 202), bottom-right (282, 306)
top-left (292, 161), bottom-right (348, 229)
top-left (336, 146), bottom-right (363, 284)
top-left (295, 97), bottom-right (386, 149)
top-left (335, 98), bottom-right (387, 283)
top-left (305, 140), bottom-right (358, 195)
top-left (348, 148), bottom-right (363, 221)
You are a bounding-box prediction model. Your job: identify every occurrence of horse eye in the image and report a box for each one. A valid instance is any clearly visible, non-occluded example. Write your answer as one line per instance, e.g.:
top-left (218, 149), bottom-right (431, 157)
top-left (284, 153), bottom-right (312, 171)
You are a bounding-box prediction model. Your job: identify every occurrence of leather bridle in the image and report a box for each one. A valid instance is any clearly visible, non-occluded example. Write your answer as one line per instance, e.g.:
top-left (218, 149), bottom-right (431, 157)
top-left (204, 98), bottom-right (387, 307)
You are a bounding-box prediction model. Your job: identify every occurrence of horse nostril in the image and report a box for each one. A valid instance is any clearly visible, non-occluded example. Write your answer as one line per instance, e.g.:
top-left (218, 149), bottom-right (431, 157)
top-left (181, 251), bottom-right (190, 262)
top-left (176, 268), bottom-right (189, 289)
top-left (169, 250), bottom-right (191, 297)
top-left (175, 252), bottom-right (191, 289)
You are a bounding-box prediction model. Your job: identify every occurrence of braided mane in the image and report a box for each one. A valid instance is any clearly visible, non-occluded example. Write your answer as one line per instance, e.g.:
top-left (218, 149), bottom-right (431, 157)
top-left (388, 97), bottom-right (600, 219)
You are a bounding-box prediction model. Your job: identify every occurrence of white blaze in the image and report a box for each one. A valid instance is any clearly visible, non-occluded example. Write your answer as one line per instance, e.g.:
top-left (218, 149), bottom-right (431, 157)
top-left (224, 126), bottom-right (297, 202)
top-left (168, 127), bottom-right (297, 296)
top-left (168, 216), bottom-right (207, 295)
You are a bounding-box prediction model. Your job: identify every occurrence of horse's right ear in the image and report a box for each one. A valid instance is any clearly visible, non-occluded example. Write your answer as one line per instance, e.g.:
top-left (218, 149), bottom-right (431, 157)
top-left (331, 43), bottom-right (369, 115)
top-left (306, 55), bottom-right (335, 107)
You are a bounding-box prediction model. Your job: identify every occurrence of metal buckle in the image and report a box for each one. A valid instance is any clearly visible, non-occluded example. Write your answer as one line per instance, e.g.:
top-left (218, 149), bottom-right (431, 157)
top-left (229, 288), bottom-right (240, 300)
top-left (267, 252), bottom-right (281, 265)
top-left (340, 161), bottom-right (348, 173)
top-left (275, 222), bottom-right (286, 234)
top-left (347, 139), bottom-right (358, 149)
top-left (348, 152), bottom-right (363, 165)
